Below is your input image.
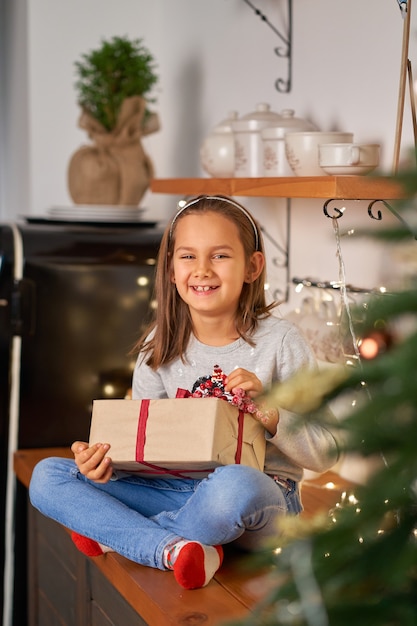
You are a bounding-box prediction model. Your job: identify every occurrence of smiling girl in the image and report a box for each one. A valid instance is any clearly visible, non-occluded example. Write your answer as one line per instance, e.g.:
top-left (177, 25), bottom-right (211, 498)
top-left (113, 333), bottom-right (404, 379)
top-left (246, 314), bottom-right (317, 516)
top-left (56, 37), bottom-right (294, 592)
top-left (29, 195), bottom-right (339, 590)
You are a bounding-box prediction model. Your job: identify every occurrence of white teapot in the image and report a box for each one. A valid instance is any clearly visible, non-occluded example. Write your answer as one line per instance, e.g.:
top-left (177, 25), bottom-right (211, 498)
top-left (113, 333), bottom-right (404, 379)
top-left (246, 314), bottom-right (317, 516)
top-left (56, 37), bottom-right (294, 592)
top-left (200, 111), bottom-right (238, 178)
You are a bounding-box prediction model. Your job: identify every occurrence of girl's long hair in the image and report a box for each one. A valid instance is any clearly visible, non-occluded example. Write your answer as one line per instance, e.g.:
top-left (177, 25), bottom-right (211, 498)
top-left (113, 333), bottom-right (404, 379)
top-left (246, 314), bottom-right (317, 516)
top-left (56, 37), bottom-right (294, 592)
top-left (135, 196), bottom-right (275, 369)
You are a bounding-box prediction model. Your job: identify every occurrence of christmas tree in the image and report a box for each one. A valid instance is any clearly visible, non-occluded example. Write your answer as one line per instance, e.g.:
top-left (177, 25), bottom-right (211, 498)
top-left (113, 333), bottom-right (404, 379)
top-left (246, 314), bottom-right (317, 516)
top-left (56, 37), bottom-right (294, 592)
top-left (234, 166), bottom-right (417, 626)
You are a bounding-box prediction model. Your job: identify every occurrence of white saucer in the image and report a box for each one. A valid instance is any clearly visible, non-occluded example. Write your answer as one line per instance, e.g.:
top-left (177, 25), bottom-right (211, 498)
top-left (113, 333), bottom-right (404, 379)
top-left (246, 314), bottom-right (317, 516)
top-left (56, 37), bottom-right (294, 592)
top-left (320, 164), bottom-right (378, 176)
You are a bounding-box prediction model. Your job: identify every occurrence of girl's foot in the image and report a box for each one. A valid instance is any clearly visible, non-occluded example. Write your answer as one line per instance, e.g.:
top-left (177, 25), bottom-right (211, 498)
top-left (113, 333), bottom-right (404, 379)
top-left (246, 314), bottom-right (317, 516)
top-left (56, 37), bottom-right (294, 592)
top-left (71, 531), bottom-right (112, 557)
top-left (164, 539), bottom-right (224, 589)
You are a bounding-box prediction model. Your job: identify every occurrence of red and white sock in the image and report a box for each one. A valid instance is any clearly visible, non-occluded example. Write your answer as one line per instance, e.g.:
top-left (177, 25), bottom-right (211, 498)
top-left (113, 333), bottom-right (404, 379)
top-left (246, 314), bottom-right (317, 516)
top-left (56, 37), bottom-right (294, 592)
top-left (164, 539), bottom-right (223, 589)
top-left (71, 531), bottom-right (113, 557)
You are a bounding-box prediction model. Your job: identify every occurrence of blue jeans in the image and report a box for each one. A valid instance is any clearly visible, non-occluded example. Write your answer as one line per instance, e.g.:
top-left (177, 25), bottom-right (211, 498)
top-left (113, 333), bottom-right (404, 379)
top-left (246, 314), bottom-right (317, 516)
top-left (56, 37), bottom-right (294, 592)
top-left (29, 458), bottom-right (302, 571)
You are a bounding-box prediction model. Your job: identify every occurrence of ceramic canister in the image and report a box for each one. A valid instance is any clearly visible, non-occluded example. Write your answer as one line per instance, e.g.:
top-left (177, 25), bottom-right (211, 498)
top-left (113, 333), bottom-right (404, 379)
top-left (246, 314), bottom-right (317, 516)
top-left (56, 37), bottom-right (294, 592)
top-left (261, 110), bottom-right (318, 177)
top-left (200, 111), bottom-right (238, 178)
top-left (232, 103), bottom-right (283, 177)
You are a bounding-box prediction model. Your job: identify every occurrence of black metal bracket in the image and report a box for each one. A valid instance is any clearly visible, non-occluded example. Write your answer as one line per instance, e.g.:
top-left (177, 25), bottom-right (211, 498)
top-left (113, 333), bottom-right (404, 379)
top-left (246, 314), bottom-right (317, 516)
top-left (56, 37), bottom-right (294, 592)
top-left (242, 0), bottom-right (293, 93)
top-left (260, 198), bottom-right (291, 303)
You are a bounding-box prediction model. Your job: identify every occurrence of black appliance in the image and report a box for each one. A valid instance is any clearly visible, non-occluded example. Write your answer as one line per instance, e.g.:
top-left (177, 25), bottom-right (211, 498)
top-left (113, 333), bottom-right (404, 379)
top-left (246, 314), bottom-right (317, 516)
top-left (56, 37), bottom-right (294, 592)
top-left (0, 219), bottom-right (163, 626)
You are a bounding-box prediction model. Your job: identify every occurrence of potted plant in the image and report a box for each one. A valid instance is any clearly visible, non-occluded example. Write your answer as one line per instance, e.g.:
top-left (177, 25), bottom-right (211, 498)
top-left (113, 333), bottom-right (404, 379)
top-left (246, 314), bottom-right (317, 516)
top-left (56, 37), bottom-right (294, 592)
top-left (68, 35), bottom-right (160, 207)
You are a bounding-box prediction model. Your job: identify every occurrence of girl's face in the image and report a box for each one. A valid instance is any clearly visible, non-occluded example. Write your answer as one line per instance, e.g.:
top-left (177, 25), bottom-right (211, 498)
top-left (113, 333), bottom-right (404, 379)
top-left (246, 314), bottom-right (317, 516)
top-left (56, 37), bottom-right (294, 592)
top-left (171, 212), bottom-right (260, 324)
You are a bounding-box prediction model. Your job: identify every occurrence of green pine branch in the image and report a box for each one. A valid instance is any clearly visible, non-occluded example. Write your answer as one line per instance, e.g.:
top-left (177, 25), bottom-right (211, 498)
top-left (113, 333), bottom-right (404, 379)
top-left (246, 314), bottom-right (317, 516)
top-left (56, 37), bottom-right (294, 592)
top-left (230, 236), bottom-right (417, 625)
top-left (74, 35), bottom-right (158, 131)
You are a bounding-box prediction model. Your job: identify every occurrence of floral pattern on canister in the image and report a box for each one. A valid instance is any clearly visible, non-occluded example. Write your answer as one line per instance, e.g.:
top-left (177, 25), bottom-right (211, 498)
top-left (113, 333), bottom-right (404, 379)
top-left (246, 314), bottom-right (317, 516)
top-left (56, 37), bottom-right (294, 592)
top-left (234, 141), bottom-right (247, 172)
top-left (263, 145), bottom-right (279, 172)
top-left (285, 146), bottom-right (300, 175)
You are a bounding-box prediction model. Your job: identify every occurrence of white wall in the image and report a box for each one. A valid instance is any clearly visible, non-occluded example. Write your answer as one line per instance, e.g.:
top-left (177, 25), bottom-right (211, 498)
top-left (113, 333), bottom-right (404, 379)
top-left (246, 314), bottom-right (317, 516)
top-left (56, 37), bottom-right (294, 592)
top-left (1, 0), bottom-right (416, 302)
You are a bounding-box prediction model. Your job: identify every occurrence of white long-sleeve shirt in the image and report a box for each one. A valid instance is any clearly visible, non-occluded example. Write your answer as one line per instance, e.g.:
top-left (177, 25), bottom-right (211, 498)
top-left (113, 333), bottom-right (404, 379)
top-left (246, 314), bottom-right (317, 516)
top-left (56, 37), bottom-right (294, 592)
top-left (132, 315), bottom-right (339, 482)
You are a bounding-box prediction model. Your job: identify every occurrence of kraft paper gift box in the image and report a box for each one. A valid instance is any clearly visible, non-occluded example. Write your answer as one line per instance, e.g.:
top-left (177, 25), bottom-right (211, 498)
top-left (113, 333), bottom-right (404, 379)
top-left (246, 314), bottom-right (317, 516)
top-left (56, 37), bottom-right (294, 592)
top-left (89, 398), bottom-right (266, 478)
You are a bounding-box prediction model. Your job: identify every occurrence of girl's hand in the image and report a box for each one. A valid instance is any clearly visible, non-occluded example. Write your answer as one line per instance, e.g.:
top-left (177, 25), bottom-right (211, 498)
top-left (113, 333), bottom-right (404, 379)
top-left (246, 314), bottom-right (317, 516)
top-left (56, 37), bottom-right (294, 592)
top-left (224, 368), bottom-right (280, 436)
top-left (224, 367), bottom-right (263, 398)
top-left (71, 441), bottom-right (113, 484)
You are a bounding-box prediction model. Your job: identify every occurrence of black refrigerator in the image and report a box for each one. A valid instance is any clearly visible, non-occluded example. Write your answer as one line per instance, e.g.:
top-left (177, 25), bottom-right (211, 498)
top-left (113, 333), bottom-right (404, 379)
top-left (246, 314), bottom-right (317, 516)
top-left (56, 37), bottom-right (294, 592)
top-left (0, 219), bottom-right (163, 626)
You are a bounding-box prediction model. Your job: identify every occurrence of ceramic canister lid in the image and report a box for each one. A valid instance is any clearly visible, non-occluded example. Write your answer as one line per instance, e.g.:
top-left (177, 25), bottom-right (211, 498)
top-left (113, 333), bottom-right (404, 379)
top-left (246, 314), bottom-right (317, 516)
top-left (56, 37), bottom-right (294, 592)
top-left (260, 109), bottom-right (318, 140)
top-left (232, 103), bottom-right (282, 132)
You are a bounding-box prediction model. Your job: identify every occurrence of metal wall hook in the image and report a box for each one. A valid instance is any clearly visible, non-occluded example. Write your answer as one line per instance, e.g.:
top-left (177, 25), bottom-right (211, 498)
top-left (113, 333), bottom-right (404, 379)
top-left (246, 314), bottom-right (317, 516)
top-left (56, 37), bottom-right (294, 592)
top-left (368, 199), bottom-right (417, 239)
top-left (367, 200), bottom-right (383, 220)
top-left (323, 199), bottom-right (345, 219)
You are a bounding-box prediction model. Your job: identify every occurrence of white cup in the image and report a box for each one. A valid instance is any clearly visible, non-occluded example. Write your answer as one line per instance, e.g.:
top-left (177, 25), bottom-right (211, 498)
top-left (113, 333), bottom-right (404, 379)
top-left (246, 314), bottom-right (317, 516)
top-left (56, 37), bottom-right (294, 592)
top-left (318, 143), bottom-right (380, 175)
top-left (285, 131), bottom-right (354, 176)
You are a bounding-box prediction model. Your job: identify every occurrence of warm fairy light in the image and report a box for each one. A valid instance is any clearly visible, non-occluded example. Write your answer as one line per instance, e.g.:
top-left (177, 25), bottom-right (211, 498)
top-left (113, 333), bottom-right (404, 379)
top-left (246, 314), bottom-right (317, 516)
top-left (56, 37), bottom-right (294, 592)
top-left (358, 537), bottom-right (364, 544)
top-left (358, 336), bottom-right (380, 359)
top-left (136, 276), bottom-right (149, 287)
top-left (359, 328), bottom-right (392, 360)
top-left (348, 494), bottom-right (359, 505)
top-left (324, 482), bottom-right (336, 490)
top-left (103, 384), bottom-right (115, 396)
top-left (274, 547), bottom-right (282, 555)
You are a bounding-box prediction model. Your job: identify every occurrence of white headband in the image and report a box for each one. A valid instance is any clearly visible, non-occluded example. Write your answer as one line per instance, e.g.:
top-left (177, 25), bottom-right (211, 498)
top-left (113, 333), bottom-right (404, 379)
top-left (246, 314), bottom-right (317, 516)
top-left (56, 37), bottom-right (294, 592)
top-left (169, 195), bottom-right (260, 251)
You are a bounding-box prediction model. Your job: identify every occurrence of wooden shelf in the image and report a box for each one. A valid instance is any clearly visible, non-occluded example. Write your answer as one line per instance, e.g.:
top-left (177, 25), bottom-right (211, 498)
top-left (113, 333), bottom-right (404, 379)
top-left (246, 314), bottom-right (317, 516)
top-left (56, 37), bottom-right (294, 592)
top-left (151, 176), bottom-right (403, 200)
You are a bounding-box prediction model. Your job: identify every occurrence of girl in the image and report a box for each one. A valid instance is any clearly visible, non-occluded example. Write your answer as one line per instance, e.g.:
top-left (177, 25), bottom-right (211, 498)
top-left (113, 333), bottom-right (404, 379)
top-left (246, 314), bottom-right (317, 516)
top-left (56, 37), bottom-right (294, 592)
top-left (29, 195), bottom-right (339, 590)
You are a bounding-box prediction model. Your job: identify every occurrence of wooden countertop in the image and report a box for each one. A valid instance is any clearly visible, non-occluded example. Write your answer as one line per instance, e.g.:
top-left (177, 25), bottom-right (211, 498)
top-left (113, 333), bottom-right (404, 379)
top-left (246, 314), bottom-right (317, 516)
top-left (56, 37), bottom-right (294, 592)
top-left (15, 448), bottom-right (357, 625)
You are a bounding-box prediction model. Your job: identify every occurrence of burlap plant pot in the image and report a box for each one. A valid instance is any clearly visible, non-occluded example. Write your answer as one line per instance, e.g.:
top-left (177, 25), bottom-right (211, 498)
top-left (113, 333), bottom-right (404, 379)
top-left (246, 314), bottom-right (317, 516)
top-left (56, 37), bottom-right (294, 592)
top-left (68, 95), bottom-right (159, 206)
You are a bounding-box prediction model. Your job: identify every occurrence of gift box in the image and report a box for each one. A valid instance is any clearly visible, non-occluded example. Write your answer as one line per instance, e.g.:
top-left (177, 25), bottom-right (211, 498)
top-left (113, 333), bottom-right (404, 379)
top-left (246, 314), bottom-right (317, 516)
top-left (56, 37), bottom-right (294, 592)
top-left (89, 397), bottom-right (266, 478)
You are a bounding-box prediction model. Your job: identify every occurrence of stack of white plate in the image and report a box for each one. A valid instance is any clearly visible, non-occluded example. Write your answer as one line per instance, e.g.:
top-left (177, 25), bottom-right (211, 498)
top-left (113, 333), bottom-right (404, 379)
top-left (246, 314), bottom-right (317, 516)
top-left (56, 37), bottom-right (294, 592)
top-left (48, 205), bottom-right (145, 222)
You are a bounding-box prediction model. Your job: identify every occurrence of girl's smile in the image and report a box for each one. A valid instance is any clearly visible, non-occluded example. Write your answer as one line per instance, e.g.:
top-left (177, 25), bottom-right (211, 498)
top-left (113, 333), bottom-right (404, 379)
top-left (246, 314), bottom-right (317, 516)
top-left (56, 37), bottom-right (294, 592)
top-left (191, 285), bottom-right (219, 293)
